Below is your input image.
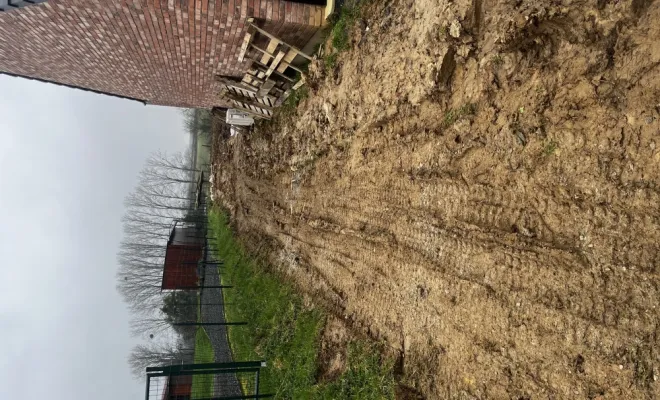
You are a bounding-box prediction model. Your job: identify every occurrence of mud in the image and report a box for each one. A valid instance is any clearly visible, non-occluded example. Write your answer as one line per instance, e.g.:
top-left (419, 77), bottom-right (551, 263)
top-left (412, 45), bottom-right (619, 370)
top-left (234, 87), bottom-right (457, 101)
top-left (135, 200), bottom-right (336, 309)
top-left (212, 0), bottom-right (660, 398)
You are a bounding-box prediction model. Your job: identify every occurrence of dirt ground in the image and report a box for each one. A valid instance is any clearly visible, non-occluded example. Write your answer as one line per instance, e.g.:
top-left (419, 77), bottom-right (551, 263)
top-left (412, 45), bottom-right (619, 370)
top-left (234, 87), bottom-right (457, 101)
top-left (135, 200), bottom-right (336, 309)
top-left (211, 0), bottom-right (660, 398)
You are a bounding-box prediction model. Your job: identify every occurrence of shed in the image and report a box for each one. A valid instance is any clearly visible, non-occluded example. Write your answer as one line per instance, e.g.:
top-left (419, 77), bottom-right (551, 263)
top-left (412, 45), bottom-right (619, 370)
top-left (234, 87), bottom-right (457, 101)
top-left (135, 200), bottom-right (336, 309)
top-left (162, 222), bottom-right (204, 290)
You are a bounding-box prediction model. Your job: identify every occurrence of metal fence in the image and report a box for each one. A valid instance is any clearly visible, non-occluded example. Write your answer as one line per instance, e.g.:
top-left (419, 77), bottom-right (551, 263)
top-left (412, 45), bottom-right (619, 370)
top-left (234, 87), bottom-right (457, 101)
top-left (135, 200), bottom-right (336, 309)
top-left (145, 362), bottom-right (272, 400)
top-left (145, 178), bottom-right (273, 400)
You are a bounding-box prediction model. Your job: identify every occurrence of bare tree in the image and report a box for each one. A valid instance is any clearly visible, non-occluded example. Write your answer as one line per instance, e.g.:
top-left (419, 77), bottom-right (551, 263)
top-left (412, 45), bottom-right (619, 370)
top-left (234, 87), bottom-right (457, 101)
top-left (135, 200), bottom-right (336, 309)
top-left (116, 150), bottom-right (199, 315)
top-left (128, 341), bottom-right (193, 378)
top-left (181, 109), bottom-right (211, 138)
top-left (116, 269), bottom-right (164, 314)
top-left (146, 150), bottom-right (196, 173)
top-left (181, 108), bottom-right (197, 134)
top-left (129, 316), bottom-right (169, 337)
top-left (117, 150), bottom-right (205, 377)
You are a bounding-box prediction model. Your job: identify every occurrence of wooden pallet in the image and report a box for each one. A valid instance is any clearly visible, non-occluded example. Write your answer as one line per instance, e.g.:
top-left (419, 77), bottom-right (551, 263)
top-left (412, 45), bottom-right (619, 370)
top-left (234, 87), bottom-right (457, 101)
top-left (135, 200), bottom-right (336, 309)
top-left (219, 19), bottom-right (314, 119)
top-left (238, 18), bottom-right (312, 82)
top-left (216, 76), bottom-right (275, 119)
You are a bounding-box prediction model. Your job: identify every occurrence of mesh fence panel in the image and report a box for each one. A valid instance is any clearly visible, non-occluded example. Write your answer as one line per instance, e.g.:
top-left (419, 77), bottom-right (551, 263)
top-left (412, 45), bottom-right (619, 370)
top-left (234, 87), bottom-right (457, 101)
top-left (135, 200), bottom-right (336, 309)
top-left (146, 363), bottom-right (271, 400)
top-left (146, 184), bottom-right (272, 399)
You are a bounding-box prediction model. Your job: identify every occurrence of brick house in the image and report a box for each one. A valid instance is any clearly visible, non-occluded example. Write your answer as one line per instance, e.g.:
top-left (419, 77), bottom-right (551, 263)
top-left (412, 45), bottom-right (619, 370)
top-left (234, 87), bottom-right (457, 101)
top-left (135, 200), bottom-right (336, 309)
top-left (0, 0), bottom-right (327, 107)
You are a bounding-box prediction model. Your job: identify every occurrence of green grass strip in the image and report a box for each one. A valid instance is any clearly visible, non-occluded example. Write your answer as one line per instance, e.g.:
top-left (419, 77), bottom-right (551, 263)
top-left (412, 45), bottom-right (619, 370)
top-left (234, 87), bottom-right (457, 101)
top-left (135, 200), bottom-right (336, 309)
top-left (208, 208), bottom-right (395, 399)
top-left (191, 327), bottom-right (215, 397)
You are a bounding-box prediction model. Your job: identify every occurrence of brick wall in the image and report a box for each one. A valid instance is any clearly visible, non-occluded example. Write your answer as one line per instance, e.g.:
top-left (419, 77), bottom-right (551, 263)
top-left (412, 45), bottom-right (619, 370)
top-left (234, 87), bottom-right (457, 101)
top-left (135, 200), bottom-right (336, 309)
top-left (0, 0), bottom-right (324, 108)
top-left (0, 1), bottom-right (48, 12)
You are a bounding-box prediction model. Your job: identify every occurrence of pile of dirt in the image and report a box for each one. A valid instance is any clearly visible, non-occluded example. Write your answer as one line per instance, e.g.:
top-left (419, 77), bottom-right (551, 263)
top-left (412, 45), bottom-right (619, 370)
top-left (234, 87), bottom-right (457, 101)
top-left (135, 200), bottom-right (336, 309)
top-left (212, 0), bottom-right (660, 398)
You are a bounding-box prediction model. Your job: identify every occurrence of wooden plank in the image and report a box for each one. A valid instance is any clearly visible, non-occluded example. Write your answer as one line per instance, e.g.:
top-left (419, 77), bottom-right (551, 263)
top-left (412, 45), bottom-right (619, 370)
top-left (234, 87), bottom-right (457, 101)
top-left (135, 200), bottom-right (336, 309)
top-left (216, 76), bottom-right (258, 94)
top-left (230, 87), bottom-right (258, 101)
top-left (292, 78), bottom-right (305, 90)
top-left (233, 100), bottom-right (262, 116)
top-left (243, 74), bottom-right (265, 86)
top-left (265, 50), bottom-right (286, 79)
top-left (230, 103), bottom-right (271, 119)
top-left (275, 89), bottom-right (292, 107)
top-left (243, 81), bottom-right (260, 92)
top-left (248, 22), bottom-right (313, 61)
top-left (251, 105), bottom-right (272, 116)
top-left (275, 79), bottom-right (305, 107)
top-left (314, 7), bottom-right (323, 27)
top-left (251, 59), bottom-right (295, 82)
top-left (237, 88), bottom-right (257, 98)
top-left (244, 102), bottom-right (271, 116)
top-left (254, 94), bottom-right (272, 105)
top-left (260, 38), bottom-right (280, 65)
top-left (257, 79), bottom-right (277, 98)
top-left (249, 75), bottom-right (266, 85)
top-left (224, 91), bottom-right (274, 111)
top-left (249, 43), bottom-right (276, 59)
top-left (243, 88), bottom-right (275, 104)
top-left (241, 77), bottom-right (262, 93)
top-left (237, 32), bottom-right (253, 63)
top-left (276, 61), bottom-right (303, 75)
top-left (273, 70), bottom-right (295, 82)
top-left (282, 49), bottom-right (298, 63)
top-left (276, 50), bottom-right (300, 73)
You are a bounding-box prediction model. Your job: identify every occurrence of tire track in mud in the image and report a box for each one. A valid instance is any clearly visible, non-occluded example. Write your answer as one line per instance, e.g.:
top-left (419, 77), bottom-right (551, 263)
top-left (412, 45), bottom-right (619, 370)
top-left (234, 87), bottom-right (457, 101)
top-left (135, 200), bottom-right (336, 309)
top-left (237, 167), bottom-right (660, 334)
top-left (287, 173), bottom-right (660, 298)
top-left (229, 165), bottom-right (660, 398)
top-left (304, 172), bottom-right (659, 270)
top-left (211, 1), bottom-right (660, 396)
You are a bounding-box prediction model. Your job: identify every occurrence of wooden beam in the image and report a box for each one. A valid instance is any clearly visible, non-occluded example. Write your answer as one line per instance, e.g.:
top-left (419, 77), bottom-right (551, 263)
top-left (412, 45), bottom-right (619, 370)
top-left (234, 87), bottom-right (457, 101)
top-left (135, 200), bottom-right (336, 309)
top-left (250, 59), bottom-right (295, 82)
top-left (292, 78), bottom-right (305, 90)
top-left (249, 43), bottom-right (276, 59)
top-left (224, 92), bottom-right (274, 111)
top-left (230, 102), bottom-right (272, 119)
top-left (260, 38), bottom-right (280, 65)
top-left (276, 50), bottom-right (301, 74)
top-left (216, 76), bottom-right (258, 94)
top-left (237, 32), bottom-right (253, 63)
top-left (247, 20), bottom-right (313, 61)
top-left (275, 79), bottom-right (306, 107)
top-left (243, 73), bottom-right (265, 86)
top-left (233, 83), bottom-right (277, 104)
top-left (257, 80), bottom-right (277, 98)
top-left (274, 90), bottom-right (291, 107)
top-left (277, 61), bottom-right (303, 75)
top-left (228, 87), bottom-right (258, 101)
top-left (265, 50), bottom-right (286, 79)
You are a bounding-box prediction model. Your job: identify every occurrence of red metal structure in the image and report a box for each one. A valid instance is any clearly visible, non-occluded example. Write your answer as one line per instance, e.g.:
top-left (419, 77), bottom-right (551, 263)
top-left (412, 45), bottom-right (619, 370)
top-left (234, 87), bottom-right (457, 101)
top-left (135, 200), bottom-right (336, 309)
top-left (162, 222), bottom-right (204, 290)
top-left (161, 375), bottom-right (192, 400)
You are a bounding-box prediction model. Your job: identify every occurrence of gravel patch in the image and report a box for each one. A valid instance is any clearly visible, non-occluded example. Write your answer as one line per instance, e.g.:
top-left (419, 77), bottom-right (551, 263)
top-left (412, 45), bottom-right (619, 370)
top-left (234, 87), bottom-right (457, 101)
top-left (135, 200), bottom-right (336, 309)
top-left (200, 246), bottom-right (242, 397)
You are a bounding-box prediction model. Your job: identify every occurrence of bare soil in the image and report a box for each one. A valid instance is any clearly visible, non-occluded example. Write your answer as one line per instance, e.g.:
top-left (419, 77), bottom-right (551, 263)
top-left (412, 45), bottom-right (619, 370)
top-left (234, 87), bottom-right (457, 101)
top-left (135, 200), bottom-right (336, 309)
top-left (211, 0), bottom-right (660, 398)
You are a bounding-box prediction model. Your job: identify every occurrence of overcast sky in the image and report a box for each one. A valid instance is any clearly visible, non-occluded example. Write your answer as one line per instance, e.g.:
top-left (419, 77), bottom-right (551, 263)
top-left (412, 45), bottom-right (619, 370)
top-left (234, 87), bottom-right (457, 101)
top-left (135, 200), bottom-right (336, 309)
top-left (0, 75), bottom-right (188, 399)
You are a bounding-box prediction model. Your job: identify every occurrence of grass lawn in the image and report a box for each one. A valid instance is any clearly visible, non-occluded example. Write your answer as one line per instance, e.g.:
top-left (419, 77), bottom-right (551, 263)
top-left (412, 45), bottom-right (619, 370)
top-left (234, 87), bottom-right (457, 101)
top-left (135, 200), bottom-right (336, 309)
top-left (196, 128), bottom-right (210, 171)
top-left (208, 209), bottom-right (396, 399)
top-left (191, 318), bottom-right (215, 397)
